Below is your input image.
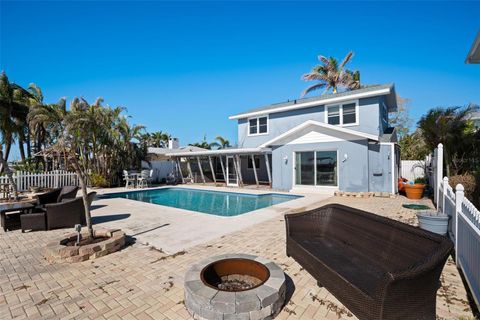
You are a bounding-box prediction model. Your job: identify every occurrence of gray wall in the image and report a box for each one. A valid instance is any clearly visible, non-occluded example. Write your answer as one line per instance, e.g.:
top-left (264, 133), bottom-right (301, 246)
top-left (237, 97), bottom-right (383, 148)
top-left (271, 140), bottom-right (369, 192)
top-left (367, 142), bottom-right (393, 193)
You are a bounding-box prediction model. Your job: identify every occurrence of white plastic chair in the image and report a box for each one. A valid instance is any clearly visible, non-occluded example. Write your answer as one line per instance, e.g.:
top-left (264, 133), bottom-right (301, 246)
top-left (123, 170), bottom-right (135, 188)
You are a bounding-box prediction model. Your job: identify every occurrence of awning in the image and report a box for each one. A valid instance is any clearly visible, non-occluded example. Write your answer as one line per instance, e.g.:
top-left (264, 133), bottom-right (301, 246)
top-left (166, 147), bottom-right (272, 157)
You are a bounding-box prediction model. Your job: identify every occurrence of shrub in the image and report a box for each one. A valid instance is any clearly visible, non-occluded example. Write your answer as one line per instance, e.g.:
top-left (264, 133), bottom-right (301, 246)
top-left (449, 174), bottom-right (476, 199)
top-left (414, 177), bottom-right (426, 184)
top-left (90, 173), bottom-right (109, 188)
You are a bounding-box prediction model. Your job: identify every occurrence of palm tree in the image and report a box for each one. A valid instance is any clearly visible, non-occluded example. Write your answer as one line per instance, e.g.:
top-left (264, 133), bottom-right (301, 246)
top-left (301, 51), bottom-right (361, 97)
top-left (210, 136), bottom-right (231, 149)
top-left (418, 104), bottom-right (479, 176)
top-left (0, 72), bottom-right (31, 165)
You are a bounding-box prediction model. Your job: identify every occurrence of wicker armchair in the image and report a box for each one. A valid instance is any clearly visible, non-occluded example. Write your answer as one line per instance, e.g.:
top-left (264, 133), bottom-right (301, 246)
top-left (21, 191), bottom-right (97, 232)
top-left (285, 204), bottom-right (453, 320)
top-left (36, 186), bottom-right (79, 206)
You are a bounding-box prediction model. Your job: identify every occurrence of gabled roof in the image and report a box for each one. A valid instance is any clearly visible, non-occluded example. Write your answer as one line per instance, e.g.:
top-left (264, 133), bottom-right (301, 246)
top-left (259, 120), bottom-right (378, 147)
top-left (466, 32), bottom-right (480, 64)
top-left (229, 84), bottom-right (397, 120)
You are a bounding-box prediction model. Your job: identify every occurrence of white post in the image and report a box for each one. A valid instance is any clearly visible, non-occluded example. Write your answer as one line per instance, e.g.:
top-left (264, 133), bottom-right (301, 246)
top-left (436, 143), bottom-right (444, 208)
top-left (250, 155), bottom-right (259, 187)
top-left (454, 184), bottom-right (464, 266)
top-left (442, 176), bottom-right (448, 214)
top-left (219, 156), bottom-right (226, 183)
top-left (176, 158), bottom-right (184, 184)
top-left (264, 154), bottom-right (272, 187)
top-left (235, 155), bottom-right (244, 187)
top-left (197, 157), bottom-right (205, 184)
top-left (208, 156), bottom-right (216, 185)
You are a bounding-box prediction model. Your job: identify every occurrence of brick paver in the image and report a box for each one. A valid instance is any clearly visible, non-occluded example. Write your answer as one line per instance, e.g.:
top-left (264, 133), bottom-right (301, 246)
top-left (0, 195), bottom-right (475, 319)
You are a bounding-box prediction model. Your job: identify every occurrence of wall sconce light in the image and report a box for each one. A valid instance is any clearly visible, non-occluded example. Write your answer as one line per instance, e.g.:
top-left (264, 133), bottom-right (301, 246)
top-left (283, 156), bottom-right (288, 164)
top-left (342, 154), bottom-right (348, 162)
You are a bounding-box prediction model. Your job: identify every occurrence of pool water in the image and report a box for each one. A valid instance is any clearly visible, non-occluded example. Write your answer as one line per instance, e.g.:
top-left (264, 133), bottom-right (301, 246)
top-left (100, 188), bottom-right (301, 217)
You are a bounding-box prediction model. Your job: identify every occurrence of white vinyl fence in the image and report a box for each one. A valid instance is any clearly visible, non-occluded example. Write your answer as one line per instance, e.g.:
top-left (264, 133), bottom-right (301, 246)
top-left (400, 160), bottom-right (425, 181)
top-left (0, 170), bottom-right (78, 192)
top-left (428, 143), bottom-right (480, 308)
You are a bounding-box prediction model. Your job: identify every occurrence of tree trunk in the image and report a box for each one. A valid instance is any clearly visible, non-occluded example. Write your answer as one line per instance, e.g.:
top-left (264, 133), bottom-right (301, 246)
top-left (0, 149), bottom-right (19, 200)
top-left (18, 135), bottom-right (26, 163)
top-left (70, 155), bottom-right (94, 238)
top-left (26, 128), bottom-right (32, 159)
top-left (4, 140), bottom-right (12, 163)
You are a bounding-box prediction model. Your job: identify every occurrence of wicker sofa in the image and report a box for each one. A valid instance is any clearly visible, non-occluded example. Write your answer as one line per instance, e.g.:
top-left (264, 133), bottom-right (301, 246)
top-left (285, 204), bottom-right (453, 320)
top-left (21, 192), bottom-right (96, 232)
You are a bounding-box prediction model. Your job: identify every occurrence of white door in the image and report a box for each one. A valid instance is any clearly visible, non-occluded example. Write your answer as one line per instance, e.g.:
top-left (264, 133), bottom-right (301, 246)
top-left (226, 156), bottom-right (238, 186)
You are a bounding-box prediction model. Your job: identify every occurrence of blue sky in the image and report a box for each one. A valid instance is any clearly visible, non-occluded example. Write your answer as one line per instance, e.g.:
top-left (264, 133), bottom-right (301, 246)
top-left (1, 1), bottom-right (479, 160)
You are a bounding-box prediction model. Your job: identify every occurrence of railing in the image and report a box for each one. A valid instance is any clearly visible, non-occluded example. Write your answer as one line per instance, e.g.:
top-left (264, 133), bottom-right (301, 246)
top-left (0, 170), bottom-right (78, 191)
top-left (434, 172), bottom-right (480, 308)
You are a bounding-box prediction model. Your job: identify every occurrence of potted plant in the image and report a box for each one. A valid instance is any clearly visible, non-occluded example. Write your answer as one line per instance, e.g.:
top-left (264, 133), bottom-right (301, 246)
top-left (416, 209), bottom-right (449, 236)
top-left (404, 177), bottom-right (426, 199)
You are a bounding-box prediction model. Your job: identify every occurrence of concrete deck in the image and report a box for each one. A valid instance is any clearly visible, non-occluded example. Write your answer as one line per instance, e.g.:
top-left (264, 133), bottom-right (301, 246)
top-left (0, 186), bottom-right (475, 319)
top-left (91, 185), bottom-right (331, 253)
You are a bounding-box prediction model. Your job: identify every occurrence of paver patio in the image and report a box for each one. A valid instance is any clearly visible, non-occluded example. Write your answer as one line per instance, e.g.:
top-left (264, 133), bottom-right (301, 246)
top-left (0, 194), bottom-right (475, 319)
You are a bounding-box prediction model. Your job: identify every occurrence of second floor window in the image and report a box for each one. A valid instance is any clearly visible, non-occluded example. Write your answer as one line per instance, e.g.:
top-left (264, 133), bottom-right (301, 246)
top-left (326, 102), bottom-right (358, 126)
top-left (249, 116), bottom-right (268, 135)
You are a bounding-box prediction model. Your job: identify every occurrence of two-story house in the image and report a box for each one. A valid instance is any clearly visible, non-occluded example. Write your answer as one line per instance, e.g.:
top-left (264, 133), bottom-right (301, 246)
top-left (167, 84), bottom-right (400, 194)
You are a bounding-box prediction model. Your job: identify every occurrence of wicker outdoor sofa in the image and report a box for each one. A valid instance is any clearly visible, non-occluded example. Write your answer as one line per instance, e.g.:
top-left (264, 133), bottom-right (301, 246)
top-left (285, 204), bottom-right (453, 320)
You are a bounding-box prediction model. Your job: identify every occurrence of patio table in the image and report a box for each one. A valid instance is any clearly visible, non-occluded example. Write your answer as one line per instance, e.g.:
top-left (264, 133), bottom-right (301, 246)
top-left (1, 202), bottom-right (35, 232)
top-left (129, 172), bottom-right (142, 188)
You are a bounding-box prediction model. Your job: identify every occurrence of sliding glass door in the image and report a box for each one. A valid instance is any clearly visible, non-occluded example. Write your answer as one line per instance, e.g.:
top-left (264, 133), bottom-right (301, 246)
top-left (295, 151), bottom-right (337, 187)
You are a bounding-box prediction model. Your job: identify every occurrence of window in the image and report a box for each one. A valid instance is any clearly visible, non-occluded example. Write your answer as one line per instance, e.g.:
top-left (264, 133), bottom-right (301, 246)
top-left (247, 156), bottom-right (260, 170)
top-left (327, 106), bottom-right (340, 125)
top-left (342, 103), bottom-right (356, 124)
top-left (248, 116), bottom-right (268, 135)
top-left (295, 151), bottom-right (337, 187)
top-left (326, 102), bottom-right (358, 126)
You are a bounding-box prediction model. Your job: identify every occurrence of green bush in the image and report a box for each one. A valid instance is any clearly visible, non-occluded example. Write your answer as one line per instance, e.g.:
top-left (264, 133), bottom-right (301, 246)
top-left (90, 173), bottom-right (109, 188)
top-left (414, 177), bottom-right (426, 184)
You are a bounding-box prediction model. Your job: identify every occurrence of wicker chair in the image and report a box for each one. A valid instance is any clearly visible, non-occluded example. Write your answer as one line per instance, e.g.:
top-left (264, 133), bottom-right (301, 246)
top-left (36, 186), bottom-right (79, 206)
top-left (21, 191), bottom-right (97, 232)
top-left (285, 204), bottom-right (453, 320)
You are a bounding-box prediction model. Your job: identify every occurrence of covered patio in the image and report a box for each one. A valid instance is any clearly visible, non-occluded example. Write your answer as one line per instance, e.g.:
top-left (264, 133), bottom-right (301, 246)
top-left (166, 147), bottom-right (272, 188)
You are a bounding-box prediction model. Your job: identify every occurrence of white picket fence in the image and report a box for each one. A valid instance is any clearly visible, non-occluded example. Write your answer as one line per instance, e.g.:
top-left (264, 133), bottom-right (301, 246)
top-left (429, 143), bottom-right (480, 308)
top-left (0, 170), bottom-right (78, 191)
top-left (400, 160), bottom-right (425, 181)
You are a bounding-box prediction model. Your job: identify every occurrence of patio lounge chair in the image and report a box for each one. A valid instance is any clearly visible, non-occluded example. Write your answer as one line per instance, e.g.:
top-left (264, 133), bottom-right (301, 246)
top-left (285, 204), bottom-right (453, 320)
top-left (21, 192), bottom-right (97, 232)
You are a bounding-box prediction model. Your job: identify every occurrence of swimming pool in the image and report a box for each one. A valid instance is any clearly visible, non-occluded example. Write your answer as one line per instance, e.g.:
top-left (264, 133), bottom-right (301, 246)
top-left (100, 188), bottom-right (301, 217)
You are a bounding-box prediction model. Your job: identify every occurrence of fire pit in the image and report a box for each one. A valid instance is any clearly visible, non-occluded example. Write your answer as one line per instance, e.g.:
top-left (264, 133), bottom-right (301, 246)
top-left (184, 254), bottom-right (286, 320)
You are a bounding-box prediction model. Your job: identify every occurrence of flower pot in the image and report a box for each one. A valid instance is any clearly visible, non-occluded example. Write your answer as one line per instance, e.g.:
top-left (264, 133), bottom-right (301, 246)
top-left (404, 183), bottom-right (425, 199)
top-left (416, 210), bottom-right (449, 235)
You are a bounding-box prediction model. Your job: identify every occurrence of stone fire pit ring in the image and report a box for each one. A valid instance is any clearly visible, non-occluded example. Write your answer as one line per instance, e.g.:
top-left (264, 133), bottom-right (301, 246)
top-left (184, 253), bottom-right (286, 320)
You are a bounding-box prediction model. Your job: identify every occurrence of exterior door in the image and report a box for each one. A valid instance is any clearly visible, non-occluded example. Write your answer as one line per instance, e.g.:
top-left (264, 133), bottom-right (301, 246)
top-left (226, 156), bottom-right (238, 186)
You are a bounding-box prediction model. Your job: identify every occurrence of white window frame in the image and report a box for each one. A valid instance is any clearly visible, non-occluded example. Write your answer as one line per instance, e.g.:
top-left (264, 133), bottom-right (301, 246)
top-left (292, 149), bottom-right (339, 188)
top-left (247, 115), bottom-right (269, 136)
top-left (324, 100), bottom-right (359, 127)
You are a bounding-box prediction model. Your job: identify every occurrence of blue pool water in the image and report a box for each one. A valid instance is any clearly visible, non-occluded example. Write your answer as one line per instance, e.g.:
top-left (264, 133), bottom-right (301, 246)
top-left (100, 188), bottom-right (301, 217)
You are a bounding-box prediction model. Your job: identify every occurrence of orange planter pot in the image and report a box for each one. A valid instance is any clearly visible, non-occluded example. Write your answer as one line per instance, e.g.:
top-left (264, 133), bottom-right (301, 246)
top-left (404, 184), bottom-right (425, 199)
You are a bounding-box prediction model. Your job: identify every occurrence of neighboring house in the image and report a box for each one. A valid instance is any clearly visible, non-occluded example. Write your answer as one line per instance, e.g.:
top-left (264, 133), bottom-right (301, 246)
top-left (167, 84), bottom-right (400, 194)
top-left (466, 31), bottom-right (480, 64)
top-left (468, 111), bottom-right (480, 130)
top-left (143, 141), bottom-right (207, 183)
